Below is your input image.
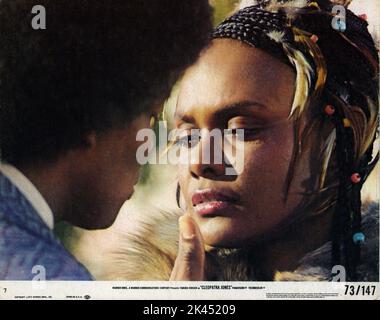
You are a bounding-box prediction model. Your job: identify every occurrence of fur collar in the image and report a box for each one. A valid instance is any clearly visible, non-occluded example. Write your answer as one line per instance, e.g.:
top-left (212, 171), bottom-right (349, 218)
top-left (102, 202), bottom-right (378, 281)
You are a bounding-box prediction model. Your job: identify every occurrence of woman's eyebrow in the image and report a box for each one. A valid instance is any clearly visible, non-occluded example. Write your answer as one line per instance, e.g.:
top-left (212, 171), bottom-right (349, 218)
top-left (217, 100), bottom-right (266, 113)
top-left (174, 100), bottom-right (266, 123)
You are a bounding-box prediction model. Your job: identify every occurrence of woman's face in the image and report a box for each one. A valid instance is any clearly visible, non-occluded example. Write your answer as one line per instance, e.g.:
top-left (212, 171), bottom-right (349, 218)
top-left (176, 39), bottom-right (312, 248)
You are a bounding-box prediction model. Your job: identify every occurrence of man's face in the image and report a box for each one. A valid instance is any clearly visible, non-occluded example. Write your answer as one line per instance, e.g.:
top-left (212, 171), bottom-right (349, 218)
top-left (66, 112), bottom-right (154, 230)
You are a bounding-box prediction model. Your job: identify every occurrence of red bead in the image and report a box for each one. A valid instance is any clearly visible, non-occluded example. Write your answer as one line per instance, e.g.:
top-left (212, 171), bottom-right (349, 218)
top-left (324, 105), bottom-right (335, 116)
top-left (310, 34), bottom-right (319, 43)
top-left (358, 14), bottom-right (367, 21)
top-left (351, 173), bottom-right (361, 184)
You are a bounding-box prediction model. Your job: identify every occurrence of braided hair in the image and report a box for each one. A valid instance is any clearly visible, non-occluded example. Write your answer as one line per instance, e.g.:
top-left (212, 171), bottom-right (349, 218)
top-left (213, 0), bottom-right (379, 281)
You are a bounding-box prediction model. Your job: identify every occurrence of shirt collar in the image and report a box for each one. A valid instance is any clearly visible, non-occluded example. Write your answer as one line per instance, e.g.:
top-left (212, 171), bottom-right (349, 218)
top-left (0, 163), bottom-right (54, 230)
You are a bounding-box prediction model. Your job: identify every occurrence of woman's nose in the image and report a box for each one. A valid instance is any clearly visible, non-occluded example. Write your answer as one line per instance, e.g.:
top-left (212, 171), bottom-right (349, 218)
top-left (188, 129), bottom-right (230, 180)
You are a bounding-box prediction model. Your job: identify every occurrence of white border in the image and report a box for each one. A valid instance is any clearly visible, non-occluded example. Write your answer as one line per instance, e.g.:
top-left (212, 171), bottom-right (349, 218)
top-left (0, 281), bottom-right (378, 300)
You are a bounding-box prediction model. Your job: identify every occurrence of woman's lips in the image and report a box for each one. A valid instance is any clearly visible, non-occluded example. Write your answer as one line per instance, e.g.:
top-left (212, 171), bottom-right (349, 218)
top-left (192, 188), bottom-right (239, 217)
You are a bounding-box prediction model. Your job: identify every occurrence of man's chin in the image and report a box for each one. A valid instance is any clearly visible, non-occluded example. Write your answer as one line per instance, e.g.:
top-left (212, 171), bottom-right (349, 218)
top-left (71, 207), bottom-right (120, 230)
top-left (92, 192), bottom-right (137, 229)
top-left (72, 219), bottom-right (110, 230)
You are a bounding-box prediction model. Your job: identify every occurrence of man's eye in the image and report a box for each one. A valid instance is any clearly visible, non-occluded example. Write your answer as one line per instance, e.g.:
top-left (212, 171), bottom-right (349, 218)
top-left (175, 135), bottom-right (200, 148)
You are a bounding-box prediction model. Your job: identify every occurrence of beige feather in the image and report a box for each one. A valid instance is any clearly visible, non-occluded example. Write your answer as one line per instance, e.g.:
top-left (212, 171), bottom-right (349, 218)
top-left (319, 129), bottom-right (336, 189)
top-left (360, 97), bottom-right (379, 159)
top-left (282, 42), bottom-right (313, 119)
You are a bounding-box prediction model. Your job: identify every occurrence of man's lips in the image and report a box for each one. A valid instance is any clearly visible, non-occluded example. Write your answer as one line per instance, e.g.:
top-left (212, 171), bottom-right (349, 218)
top-left (191, 188), bottom-right (239, 217)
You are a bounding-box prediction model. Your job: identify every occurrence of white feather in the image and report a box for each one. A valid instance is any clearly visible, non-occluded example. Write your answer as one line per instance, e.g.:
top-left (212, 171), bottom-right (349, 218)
top-left (239, 0), bottom-right (259, 10)
top-left (266, 0), bottom-right (308, 12)
top-left (267, 30), bottom-right (286, 43)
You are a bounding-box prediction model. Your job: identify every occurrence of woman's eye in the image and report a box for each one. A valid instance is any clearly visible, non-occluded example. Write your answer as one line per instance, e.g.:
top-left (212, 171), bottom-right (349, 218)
top-left (175, 134), bottom-right (200, 148)
top-left (225, 128), bottom-right (261, 140)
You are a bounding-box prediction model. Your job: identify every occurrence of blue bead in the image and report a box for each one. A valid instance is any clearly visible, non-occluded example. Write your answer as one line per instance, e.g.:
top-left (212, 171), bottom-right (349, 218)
top-left (353, 232), bottom-right (365, 244)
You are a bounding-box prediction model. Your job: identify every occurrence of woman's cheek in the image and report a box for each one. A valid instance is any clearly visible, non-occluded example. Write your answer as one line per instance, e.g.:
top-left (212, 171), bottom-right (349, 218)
top-left (241, 140), bottom-right (273, 176)
top-left (178, 166), bottom-right (192, 208)
top-left (239, 134), bottom-right (293, 195)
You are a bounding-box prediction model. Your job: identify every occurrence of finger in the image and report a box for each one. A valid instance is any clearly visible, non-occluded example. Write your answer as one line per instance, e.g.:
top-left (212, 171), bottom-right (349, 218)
top-left (170, 215), bottom-right (204, 280)
top-left (170, 215), bottom-right (205, 281)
